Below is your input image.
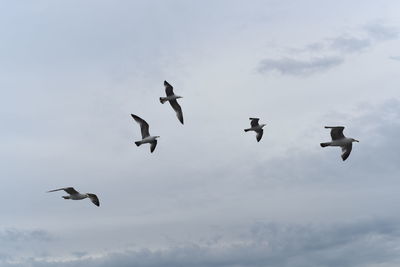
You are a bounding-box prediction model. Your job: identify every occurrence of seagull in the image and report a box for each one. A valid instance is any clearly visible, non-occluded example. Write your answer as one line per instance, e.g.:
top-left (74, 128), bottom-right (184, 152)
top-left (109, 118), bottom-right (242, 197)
top-left (131, 114), bottom-right (159, 153)
top-left (160, 80), bottom-right (184, 124)
top-left (244, 118), bottom-right (266, 142)
top-left (47, 187), bottom-right (100, 206)
top-left (320, 126), bottom-right (359, 161)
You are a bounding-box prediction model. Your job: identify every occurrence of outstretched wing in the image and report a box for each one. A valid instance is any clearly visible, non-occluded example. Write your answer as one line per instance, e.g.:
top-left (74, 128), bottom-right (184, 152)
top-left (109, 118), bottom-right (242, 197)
top-left (256, 129), bottom-right (263, 142)
top-left (250, 118), bottom-right (260, 127)
top-left (150, 140), bottom-right (157, 153)
top-left (341, 143), bottom-right (352, 161)
top-left (169, 100), bottom-right (184, 124)
top-left (325, 126), bottom-right (345, 140)
top-left (164, 80), bottom-right (174, 96)
top-left (87, 193), bottom-right (100, 207)
top-left (47, 187), bottom-right (79, 195)
top-left (131, 114), bottom-right (150, 138)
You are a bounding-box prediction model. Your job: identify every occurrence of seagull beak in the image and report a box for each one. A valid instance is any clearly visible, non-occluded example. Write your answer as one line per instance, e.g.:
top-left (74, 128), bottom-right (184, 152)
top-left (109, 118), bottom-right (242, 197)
top-left (355, 139), bottom-right (359, 142)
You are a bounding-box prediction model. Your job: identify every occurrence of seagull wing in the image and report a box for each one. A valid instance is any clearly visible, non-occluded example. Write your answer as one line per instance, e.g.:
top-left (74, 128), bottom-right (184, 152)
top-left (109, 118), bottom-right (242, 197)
top-left (256, 129), bottom-right (263, 142)
top-left (47, 187), bottom-right (79, 195)
top-left (250, 118), bottom-right (260, 127)
top-left (87, 193), bottom-right (100, 207)
top-left (131, 114), bottom-right (150, 138)
top-left (164, 80), bottom-right (174, 96)
top-left (325, 126), bottom-right (345, 140)
top-left (150, 140), bottom-right (157, 153)
top-left (169, 100), bottom-right (184, 124)
top-left (341, 143), bottom-right (352, 161)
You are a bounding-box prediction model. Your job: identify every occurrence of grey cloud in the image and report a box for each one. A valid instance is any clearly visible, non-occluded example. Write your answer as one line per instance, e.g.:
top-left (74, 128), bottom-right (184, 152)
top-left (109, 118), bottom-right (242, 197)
top-left (389, 56), bottom-right (400, 61)
top-left (0, 229), bottom-right (53, 265)
top-left (5, 219), bottom-right (400, 267)
top-left (305, 42), bottom-right (325, 51)
top-left (259, 22), bottom-right (398, 76)
top-left (0, 228), bottom-right (53, 243)
top-left (329, 36), bottom-right (371, 53)
top-left (364, 23), bottom-right (399, 41)
top-left (258, 57), bottom-right (343, 75)
top-left (71, 251), bottom-right (88, 258)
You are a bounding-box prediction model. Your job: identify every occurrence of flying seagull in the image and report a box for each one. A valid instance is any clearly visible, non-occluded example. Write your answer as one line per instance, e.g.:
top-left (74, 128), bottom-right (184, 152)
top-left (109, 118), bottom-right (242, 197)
top-left (244, 118), bottom-right (266, 142)
top-left (131, 114), bottom-right (159, 153)
top-left (320, 126), bottom-right (359, 161)
top-left (160, 81), bottom-right (184, 124)
top-left (47, 187), bottom-right (100, 206)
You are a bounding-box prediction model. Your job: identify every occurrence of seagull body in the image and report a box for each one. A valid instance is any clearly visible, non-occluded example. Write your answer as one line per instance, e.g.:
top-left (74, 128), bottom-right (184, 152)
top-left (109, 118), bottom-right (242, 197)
top-left (131, 114), bottom-right (159, 153)
top-left (160, 94), bottom-right (181, 102)
top-left (244, 118), bottom-right (266, 142)
top-left (320, 126), bottom-right (359, 161)
top-left (160, 81), bottom-right (184, 124)
top-left (47, 187), bottom-right (100, 206)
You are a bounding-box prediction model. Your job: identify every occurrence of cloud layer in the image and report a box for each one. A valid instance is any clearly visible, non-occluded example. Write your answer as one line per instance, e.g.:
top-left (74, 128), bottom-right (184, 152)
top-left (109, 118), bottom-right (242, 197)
top-left (4, 219), bottom-right (400, 267)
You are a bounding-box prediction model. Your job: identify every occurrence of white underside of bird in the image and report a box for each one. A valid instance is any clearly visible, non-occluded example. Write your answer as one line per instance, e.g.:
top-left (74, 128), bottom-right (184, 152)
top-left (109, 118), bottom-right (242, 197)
top-left (63, 193), bottom-right (90, 200)
top-left (322, 138), bottom-right (354, 147)
top-left (136, 136), bottom-right (158, 144)
top-left (160, 94), bottom-right (182, 103)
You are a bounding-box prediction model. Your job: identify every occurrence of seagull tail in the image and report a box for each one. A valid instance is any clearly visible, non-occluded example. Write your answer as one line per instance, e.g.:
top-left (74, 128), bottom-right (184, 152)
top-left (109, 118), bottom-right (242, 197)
top-left (135, 141), bottom-right (142, 147)
top-left (320, 142), bottom-right (330, 147)
top-left (159, 97), bottom-right (167, 104)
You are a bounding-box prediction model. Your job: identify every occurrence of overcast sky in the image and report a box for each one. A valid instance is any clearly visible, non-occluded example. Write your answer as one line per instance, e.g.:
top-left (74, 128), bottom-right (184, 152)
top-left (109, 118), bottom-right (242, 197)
top-left (1, 0), bottom-right (400, 266)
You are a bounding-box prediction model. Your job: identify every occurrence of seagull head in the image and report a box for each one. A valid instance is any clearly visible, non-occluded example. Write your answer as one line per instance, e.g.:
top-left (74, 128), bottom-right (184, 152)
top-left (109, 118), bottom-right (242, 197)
top-left (261, 123), bottom-right (267, 128)
top-left (155, 136), bottom-right (161, 139)
top-left (352, 138), bottom-right (359, 143)
top-left (176, 95), bottom-right (183, 99)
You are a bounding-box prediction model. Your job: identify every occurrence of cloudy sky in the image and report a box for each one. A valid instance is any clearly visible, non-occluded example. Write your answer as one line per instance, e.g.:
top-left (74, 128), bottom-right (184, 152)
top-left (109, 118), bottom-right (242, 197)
top-left (1, 0), bottom-right (400, 266)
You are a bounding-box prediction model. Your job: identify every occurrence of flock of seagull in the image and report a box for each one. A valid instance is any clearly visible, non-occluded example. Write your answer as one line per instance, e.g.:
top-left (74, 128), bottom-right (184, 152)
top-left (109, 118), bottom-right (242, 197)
top-left (47, 80), bottom-right (360, 207)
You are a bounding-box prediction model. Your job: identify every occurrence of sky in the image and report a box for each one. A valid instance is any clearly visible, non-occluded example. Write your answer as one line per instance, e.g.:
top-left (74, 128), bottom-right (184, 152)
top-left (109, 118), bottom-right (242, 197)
top-left (1, 0), bottom-right (400, 266)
